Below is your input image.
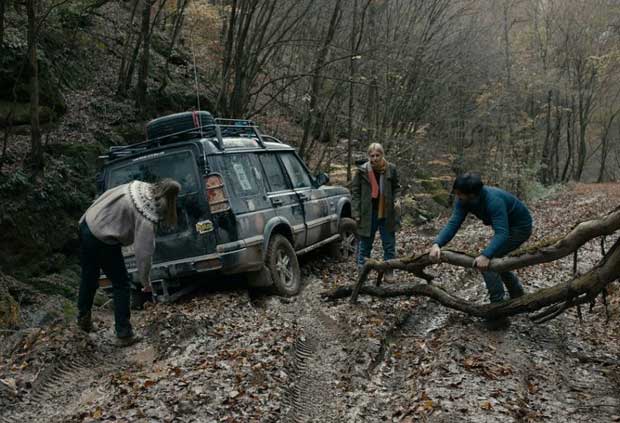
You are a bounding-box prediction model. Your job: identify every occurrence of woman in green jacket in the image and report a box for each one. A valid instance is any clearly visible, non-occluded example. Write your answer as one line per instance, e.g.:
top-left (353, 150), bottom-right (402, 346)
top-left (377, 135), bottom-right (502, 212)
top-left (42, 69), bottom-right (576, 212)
top-left (351, 143), bottom-right (401, 282)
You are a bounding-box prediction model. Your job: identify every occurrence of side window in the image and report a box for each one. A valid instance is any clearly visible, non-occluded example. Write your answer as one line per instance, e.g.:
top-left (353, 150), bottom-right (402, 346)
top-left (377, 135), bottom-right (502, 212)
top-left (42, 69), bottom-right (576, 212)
top-left (258, 153), bottom-right (289, 192)
top-left (280, 153), bottom-right (312, 189)
top-left (222, 154), bottom-right (261, 198)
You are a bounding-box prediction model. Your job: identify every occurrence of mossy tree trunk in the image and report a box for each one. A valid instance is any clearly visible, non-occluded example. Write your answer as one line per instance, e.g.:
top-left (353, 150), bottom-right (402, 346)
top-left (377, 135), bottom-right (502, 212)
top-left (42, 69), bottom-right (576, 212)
top-left (26, 0), bottom-right (43, 173)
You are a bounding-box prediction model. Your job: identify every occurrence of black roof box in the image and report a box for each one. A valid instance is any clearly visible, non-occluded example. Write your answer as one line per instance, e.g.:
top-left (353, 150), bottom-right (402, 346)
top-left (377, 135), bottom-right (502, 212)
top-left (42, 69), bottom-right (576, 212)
top-left (146, 111), bottom-right (215, 142)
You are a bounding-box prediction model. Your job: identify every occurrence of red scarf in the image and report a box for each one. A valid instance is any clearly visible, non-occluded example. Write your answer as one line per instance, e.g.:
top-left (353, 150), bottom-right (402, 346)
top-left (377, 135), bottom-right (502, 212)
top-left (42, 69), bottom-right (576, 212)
top-left (368, 160), bottom-right (387, 218)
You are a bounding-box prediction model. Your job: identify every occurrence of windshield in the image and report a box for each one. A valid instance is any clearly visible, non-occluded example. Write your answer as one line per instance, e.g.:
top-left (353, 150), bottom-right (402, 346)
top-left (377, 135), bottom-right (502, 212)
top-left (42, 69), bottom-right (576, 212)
top-left (106, 150), bottom-right (199, 194)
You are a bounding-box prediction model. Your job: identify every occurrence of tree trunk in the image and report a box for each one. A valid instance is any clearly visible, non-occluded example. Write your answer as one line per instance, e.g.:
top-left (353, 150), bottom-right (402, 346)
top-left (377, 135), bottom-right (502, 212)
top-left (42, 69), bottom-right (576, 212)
top-left (0, 0), bottom-right (6, 46)
top-left (551, 95), bottom-right (562, 182)
top-left (597, 113), bottom-right (618, 183)
top-left (561, 98), bottom-right (575, 182)
top-left (216, 0), bottom-right (238, 115)
top-left (117, 0), bottom-right (140, 96)
top-left (135, 0), bottom-right (154, 111)
top-left (346, 0), bottom-right (363, 182)
top-left (26, 0), bottom-right (42, 173)
top-left (159, 0), bottom-right (190, 93)
top-left (298, 0), bottom-right (342, 159)
top-left (540, 89), bottom-right (553, 184)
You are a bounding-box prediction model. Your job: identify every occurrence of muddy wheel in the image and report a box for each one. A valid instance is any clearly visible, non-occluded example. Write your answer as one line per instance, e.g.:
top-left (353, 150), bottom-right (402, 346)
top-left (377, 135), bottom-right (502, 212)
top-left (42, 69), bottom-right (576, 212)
top-left (329, 218), bottom-right (358, 261)
top-left (266, 234), bottom-right (301, 296)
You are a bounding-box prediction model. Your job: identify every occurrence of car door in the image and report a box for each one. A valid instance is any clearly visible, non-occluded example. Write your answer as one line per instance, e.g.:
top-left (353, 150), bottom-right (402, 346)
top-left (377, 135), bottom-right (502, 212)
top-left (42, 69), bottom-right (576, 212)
top-left (279, 152), bottom-right (332, 247)
top-left (257, 152), bottom-right (306, 249)
top-left (105, 147), bottom-right (217, 264)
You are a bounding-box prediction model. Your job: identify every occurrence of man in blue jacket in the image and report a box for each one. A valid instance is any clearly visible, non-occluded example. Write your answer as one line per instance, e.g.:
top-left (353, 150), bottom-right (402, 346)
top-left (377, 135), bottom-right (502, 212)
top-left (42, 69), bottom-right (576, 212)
top-left (429, 173), bottom-right (533, 327)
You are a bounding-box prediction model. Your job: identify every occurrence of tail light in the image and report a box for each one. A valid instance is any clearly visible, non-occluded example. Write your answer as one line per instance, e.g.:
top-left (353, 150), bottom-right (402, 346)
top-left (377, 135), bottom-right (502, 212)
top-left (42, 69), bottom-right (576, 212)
top-left (205, 174), bottom-right (230, 213)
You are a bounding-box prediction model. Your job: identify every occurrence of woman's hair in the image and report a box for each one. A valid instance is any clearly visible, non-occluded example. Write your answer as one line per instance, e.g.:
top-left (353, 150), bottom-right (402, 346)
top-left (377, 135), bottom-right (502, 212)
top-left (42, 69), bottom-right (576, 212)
top-left (453, 172), bottom-right (484, 195)
top-left (367, 142), bottom-right (384, 155)
top-left (152, 178), bottom-right (181, 227)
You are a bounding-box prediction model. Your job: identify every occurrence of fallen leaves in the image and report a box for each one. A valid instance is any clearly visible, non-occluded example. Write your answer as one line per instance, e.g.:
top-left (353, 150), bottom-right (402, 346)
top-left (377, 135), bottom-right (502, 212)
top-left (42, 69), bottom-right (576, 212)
top-left (462, 354), bottom-right (514, 380)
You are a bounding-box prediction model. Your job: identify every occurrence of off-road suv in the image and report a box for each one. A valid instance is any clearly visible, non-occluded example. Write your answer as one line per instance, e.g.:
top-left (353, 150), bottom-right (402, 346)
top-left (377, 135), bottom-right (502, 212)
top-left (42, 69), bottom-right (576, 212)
top-left (97, 111), bottom-right (356, 301)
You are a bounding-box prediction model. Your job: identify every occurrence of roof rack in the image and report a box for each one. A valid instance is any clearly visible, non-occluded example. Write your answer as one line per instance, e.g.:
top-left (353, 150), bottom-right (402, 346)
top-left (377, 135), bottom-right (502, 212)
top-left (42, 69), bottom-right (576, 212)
top-left (105, 119), bottom-right (267, 160)
top-left (214, 118), bottom-right (256, 126)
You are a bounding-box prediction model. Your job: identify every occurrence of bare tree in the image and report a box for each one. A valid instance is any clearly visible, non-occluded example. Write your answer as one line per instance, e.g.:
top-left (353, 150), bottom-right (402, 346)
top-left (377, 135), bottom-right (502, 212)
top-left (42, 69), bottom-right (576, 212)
top-left (26, 0), bottom-right (42, 172)
top-left (0, 0), bottom-right (7, 46)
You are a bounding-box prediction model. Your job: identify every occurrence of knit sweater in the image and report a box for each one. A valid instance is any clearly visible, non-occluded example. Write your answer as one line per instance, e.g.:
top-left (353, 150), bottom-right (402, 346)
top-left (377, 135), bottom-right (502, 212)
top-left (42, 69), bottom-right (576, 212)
top-left (80, 183), bottom-right (156, 287)
top-left (433, 186), bottom-right (533, 258)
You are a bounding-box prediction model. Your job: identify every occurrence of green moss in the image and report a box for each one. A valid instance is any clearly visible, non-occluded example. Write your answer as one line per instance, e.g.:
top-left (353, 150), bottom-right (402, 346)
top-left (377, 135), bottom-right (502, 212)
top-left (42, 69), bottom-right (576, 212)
top-left (0, 288), bottom-right (21, 329)
top-left (0, 143), bottom-right (98, 275)
top-left (27, 270), bottom-right (80, 300)
top-left (114, 122), bottom-right (145, 143)
top-left (432, 192), bottom-right (451, 207)
top-left (420, 178), bottom-right (444, 192)
top-left (510, 236), bottom-right (563, 256)
top-left (62, 300), bottom-right (78, 320)
top-left (414, 170), bottom-right (431, 180)
top-left (0, 101), bottom-right (53, 125)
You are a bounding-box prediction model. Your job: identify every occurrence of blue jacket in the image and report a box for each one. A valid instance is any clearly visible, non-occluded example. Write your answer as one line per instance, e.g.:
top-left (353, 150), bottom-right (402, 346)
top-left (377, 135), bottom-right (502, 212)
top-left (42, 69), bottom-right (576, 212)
top-left (433, 186), bottom-right (533, 258)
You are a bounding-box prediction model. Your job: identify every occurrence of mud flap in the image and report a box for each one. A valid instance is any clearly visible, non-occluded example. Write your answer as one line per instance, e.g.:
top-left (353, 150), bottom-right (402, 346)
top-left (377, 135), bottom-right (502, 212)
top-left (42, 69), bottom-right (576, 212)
top-left (151, 279), bottom-right (199, 303)
top-left (247, 265), bottom-right (274, 288)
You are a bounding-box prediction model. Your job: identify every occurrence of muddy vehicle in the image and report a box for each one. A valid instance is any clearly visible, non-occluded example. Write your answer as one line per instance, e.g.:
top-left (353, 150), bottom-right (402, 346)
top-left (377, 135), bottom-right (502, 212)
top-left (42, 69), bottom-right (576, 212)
top-left (97, 111), bottom-right (356, 302)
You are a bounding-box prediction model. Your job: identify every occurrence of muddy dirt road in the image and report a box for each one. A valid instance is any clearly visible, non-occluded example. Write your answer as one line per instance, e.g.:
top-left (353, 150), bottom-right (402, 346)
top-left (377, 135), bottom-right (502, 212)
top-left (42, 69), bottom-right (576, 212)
top-left (1, 183), bottom-right (620, 422)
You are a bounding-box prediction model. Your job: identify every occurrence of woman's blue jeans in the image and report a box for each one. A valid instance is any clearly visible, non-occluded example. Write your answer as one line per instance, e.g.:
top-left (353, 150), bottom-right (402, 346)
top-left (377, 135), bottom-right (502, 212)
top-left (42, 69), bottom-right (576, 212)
top-left (357, 211), bottom-right (396, 268)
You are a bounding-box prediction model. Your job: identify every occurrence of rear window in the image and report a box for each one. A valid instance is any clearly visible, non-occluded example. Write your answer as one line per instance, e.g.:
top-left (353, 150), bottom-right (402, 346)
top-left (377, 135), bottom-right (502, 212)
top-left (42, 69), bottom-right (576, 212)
top-left (106, 151), bottom-right (198, 194)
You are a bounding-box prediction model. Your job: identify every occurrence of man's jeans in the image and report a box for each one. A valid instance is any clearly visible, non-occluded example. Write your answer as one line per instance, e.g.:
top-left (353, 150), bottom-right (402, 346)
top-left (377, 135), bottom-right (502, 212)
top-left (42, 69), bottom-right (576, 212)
top-left (482, 225), bottom-right (532, 303)
top-left (357, 211), bottom-right (396, 268)
top-left (77, 221), bottom-right (132, 337)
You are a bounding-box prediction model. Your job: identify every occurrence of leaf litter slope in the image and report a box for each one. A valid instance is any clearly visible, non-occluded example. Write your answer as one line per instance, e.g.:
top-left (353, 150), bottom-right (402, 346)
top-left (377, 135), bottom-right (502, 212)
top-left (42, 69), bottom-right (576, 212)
top-left (1, 183), bottom-right (619, 422)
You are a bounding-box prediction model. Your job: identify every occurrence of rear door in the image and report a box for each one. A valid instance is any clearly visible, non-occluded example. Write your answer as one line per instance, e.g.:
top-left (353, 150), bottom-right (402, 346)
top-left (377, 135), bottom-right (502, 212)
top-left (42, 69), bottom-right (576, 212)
top-left (214, 152), bottom-right (273, 254)
top-left (279, 152), bottom-right (332, 247)
top-left (105, 147), bottom-right (217, 264)
top-left (257, 152), bottom-right (306, 249)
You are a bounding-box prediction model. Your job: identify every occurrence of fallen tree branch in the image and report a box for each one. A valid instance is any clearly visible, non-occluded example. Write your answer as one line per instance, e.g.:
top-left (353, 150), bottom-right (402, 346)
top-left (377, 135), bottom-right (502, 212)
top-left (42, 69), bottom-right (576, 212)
top-left (359, 207), bottom-right (620, 297)
top-left (326, 206), bottom-right (620, 322)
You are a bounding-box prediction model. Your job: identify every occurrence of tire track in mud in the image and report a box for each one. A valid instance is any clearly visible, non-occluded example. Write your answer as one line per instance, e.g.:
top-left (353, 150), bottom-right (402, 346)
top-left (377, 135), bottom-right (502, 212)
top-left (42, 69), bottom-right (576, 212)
top-left (281, 307), bottom-right (352, 423)
top-left (0, 341), bottom-right (123, 423)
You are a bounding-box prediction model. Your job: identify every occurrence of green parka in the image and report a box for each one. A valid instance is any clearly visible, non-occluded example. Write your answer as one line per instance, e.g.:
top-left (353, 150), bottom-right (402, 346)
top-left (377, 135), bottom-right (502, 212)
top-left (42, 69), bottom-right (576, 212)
top-left (351, 161), bottom-right (401, 238)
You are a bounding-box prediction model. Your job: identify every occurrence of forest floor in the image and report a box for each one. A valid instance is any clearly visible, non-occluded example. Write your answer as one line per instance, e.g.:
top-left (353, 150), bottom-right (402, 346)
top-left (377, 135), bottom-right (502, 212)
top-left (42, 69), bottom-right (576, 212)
top-left (1, 183), bottom-right (620, 423)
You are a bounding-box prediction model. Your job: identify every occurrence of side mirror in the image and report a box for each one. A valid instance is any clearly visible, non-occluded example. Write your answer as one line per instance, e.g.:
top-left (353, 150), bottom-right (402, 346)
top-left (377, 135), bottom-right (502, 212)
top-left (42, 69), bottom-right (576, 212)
top-left (315, 172), bottom-right (330, 186)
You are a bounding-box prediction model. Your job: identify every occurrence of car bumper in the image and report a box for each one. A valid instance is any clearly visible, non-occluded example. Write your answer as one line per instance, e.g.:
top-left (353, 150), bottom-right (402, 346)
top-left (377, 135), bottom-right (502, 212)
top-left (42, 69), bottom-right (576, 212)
top-left (98, 244), bottom-right (263, 287)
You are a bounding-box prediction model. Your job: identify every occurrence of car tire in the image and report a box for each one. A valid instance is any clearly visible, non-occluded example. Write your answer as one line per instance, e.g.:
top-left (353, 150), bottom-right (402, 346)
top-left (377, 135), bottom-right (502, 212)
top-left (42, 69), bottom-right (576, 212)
top-left (329, 217), bottom-right (358, 261)
top-left (266, 234), bottom-right (301, 297)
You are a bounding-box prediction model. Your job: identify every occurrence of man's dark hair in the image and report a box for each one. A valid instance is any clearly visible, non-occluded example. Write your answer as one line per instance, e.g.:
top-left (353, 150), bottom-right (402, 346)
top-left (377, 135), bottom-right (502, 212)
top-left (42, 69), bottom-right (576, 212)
top-left (453, 172), bottom-right (484, 195)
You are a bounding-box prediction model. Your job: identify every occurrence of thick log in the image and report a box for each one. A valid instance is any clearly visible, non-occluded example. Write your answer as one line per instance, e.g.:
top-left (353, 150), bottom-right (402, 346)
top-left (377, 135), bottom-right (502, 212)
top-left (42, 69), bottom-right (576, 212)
top-left (325, 238), bottom-right (620, 319)
top-left (332, 206), bottom-right (620, 321)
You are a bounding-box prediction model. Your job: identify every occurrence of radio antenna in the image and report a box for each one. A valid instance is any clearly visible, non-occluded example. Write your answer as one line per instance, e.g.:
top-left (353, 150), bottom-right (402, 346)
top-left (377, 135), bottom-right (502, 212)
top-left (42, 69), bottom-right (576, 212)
top-left (190, 28), bottom-right (203, 137)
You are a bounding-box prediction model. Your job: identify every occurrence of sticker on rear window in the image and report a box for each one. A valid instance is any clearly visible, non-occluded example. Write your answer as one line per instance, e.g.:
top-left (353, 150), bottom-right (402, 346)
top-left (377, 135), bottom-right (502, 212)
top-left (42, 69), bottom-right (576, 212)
top-left (233, 163), bottom-right (252, 191)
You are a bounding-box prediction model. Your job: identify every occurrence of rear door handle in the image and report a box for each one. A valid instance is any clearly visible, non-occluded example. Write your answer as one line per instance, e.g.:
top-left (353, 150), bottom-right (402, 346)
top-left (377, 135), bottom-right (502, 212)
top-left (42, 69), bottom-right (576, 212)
top-left (271, 198), bottom-right (283, 206)
top-left (298, 193), bottom-right (309, 201)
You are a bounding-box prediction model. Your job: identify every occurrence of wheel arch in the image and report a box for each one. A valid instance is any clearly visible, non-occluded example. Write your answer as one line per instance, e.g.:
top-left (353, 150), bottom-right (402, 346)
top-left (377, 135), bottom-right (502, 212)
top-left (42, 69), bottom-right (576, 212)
top-left (337, 197), bottom-right (352, 227)
top-left (262, 217), bottom-right (294, 260)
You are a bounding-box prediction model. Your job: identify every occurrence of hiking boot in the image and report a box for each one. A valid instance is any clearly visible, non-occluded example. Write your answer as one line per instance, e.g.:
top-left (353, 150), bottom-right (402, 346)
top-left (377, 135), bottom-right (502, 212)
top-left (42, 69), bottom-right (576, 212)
top-left (77, 313), bottom-right (95, 333)
top-left (115, 334), bottom-right (142, 348)
top-left (483, 316), bottom-right (511, 331)
top-left (383, 269), bottom-right (396, 283)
